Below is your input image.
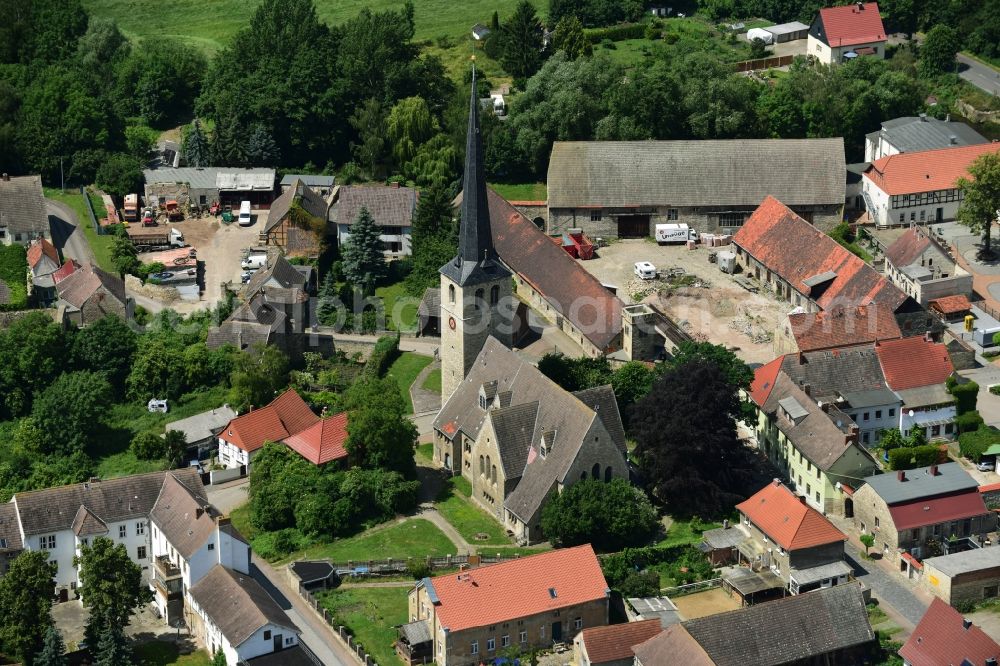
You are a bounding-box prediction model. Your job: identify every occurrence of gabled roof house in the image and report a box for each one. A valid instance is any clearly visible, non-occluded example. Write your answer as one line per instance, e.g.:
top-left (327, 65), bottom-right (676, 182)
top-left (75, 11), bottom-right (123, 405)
top-left (808, 2), bottom-right (886, 64)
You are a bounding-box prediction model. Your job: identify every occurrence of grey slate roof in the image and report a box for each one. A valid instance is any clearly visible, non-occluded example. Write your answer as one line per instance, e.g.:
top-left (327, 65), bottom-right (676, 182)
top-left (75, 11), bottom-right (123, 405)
top-left (573, 385), bottom-right (628, 456)
top-left (333, 185), bottom-right (417, 228)
top-left (71, 506), bottom-right (109, 537)
top-left (0, 503), bottom-right (22, 551)
top-left (280, 174), bottom-right (335, 188)
top-left (547, 139), bottom-right (846, 209)
top-left (290, 561), bottom-right (335, 584)
top-left (188, 564), bottom-right (297, 648)
top-left (871, 116), bottom-right (988, 154)
top-left (682, 583), bottom-right (874, 666)
top-left (150, 472), bottom-right (219, 559)
top-left (244, 254), bottom-right (307, 295)
top-left (12, 468), bottom-right (205, 536)
top-left (897, 384), bottom-right (954, 409)
top-left (489, 402), bottom-right (538, 479)
top-left (434, 337), bottom-right (625, 523)
top-left (417, 287), bottom-right (440, 319)
top-left (862, 462), bottom-right (978, 505)
top-left (922, 545), bottom-right (1000, 577)
top-left (780, 347), bottom-right (891, 404)
top-left (0, 175), bottom-right (49, 238)
top-left (165, 405), bottom-right (238, 444)
top-left (265, 180), bottom-right (328, 234)
top-left (399, 620), bottom-right (433, 645)
top-left (244, 646), bottom-right (318, 666)
top-left (143, 167), bottom-right (275, 191)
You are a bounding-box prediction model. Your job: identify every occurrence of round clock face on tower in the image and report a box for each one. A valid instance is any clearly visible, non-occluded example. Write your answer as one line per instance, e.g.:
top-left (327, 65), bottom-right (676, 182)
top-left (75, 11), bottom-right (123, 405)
top-left (448, 317), bottom-right (456, 330)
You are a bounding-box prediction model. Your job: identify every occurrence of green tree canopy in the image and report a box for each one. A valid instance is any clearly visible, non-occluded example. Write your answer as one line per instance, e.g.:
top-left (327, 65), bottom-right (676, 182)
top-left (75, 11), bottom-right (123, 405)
top-left (342, 207), bottom-right (387, 295)
top-left (230, 344), bottom-right (290, 412)
top-left (96, 153), bottom-right (143, 199)
top-left (0, 311), bottom-right (70, 418)
top-left (110, 229), bottom-right (139, 278)
top-left (919, 24), bottom-right (960, 77)
top-left (958, 152), bottom-right (1000, 259)
top-left (387, 96), bottom-right (436, 166)
top-left (34, 624), bottom-right (68, 666)
top-left (551, 15), bottom-right (591, 60)
top-left (541, 478), bottom-right (659, 551)
top-left (343, 376), bottom-right (418, 476)
top-left (74, 537), bottom-right (153, 647)
top-left (0, 550), bottom-right (56, 663)
top-left (32, 371), bottom-right (113, 456)
top-left (182, 119), bottom-right (209, 168)
top-left (71, 314), bottom-right (138, 396)
top-left (497, 1), bottom-right (546, 83)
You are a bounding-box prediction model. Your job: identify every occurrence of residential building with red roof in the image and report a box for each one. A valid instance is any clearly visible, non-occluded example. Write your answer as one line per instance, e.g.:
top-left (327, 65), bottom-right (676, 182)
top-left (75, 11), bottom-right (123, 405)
top-left (807, 2), bottom-right (886, 65)
top-left (776, 304), bottom-right (902, 354)
top-left (882, 226), bottom-right (972, 307)
top-left (406, 544), bottom-right (610, 666)
top-left (217, 389), bottom-right (319, 469)
top-left (281, 412), bottom-right (349, 465)
top-left (852, 463), bottom-right (995, 570)
top-left (702, 480), bottom-right (852, 599)
top-left (573, 619), bottom-right (662, 666)
top-left (26, 237), bottom-right (62, 305)
top-left (899, 597), bottom-right (1000, 666)
top-left (863, 142), bottom-right (1000, 228)
top-left (875, 336), bottom-right (957, 442)
top-left (929, 294), bottom-right (972, 321)
top-left (54, 261), bottom-right (131, 327)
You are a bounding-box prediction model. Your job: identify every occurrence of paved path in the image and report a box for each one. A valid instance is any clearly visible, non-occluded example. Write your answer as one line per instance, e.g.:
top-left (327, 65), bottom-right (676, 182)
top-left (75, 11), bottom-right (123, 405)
top-left (251, 558), bottom-right (360, 666)
top-left (416, 506), bottom-right (474, 555)
top-left (409, 360), bottom-right (441, 414)
top-left (205, 477), bottom-right (249, 515)
top-left (844, 542), bottom-right (928, 628)
top-left (958, 53), bottom-right (1000, 97)
top-left (45, 199), bottom-right (95, 265)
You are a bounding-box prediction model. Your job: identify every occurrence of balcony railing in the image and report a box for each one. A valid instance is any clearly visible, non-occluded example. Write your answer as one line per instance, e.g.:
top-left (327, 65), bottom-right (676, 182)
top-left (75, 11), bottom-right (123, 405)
top-left (152, 556), bottom-right (183, 597)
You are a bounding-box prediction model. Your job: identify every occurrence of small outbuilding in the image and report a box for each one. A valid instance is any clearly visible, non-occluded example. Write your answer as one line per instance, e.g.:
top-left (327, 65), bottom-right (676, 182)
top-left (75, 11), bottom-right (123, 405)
top-left (746, 27), bottom-right (774, 44)
top-left (922, 547), bottom-right (1000, 607)
top-left (764, 21), bottom-right (809, 42)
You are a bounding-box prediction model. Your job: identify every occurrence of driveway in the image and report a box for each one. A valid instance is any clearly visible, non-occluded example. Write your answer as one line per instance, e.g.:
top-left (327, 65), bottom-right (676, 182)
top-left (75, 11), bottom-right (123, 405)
top-left (46, 199), bottom-right (95, 265)
top-left (205, 478), bottom-right (249, 515)
top-left (958, 53), bottom-right (1000, 97)
top-left (844, 542), bottom-right (928, 628)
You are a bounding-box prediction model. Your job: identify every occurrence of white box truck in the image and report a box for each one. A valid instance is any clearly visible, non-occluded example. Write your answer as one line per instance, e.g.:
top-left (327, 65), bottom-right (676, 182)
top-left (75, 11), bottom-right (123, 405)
top-left (655, 223), bottom-right (697, 244)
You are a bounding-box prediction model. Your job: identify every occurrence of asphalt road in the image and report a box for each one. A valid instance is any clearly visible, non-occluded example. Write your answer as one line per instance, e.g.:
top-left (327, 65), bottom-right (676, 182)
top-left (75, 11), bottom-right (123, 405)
top-left (845, 543), bottom-right (928, 627)
top-left (958, 54), bottom-right (1000, 97)
top-left (45, 199), bottom-right (96, 265)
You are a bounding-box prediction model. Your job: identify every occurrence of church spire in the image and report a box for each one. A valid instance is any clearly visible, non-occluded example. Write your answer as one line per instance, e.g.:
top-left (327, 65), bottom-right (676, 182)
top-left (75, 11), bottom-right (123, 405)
top-left (440, 64), bottom-right (509, 287)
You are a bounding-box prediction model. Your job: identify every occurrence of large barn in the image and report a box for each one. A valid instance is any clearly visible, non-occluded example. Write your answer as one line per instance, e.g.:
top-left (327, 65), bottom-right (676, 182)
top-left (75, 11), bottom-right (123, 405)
top-left (546, 139), bottom-right (846, 238)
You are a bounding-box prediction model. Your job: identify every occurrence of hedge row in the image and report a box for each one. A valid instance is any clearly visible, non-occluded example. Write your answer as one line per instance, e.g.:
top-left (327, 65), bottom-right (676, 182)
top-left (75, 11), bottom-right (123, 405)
top-left (887, 444), bottom-right (945, 470)
top-left (947, 377), bottom-right (979, 415)
top-left (955, 410), bottom-right (985, 434)
top-left (0, 244), bottom-right (29, 311)
top-left (959, 426), bottom-right (1000, 463)
top-left (364, 334), bottom-right (400, 377)
top-left (585, 23), bottom-right (646, 43)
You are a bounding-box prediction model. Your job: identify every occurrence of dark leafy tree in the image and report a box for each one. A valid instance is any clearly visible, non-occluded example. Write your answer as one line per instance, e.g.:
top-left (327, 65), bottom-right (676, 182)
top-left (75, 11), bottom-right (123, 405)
top-left (211, 649), bottom-right (227, 666)
top-left (245, 123), bottom-right (280, 166)
top-left (552, 16), bottom-right (591, 60)
top-left (0, 311), bottom-right (70, 418)
top-left (343, 376), bottom-right (418, 476)
top-left (631, 360), bottom-right (765, 518)
top-left (72, 314), bottom-right (138, 396)
top-left (668, 341), bottom-right (753, 391)
top-left (110, 228), bottom-right (140, 278)
top-left (230, 344), bottom-right (290, 411)
top-left (76, 18), bottom-right (130, 82)
top-left (95, 153), bottom-right (143, 199)
top-left (958, 152), bottom-right (1000, 259)
top-left (75, 537), bottom-right (152, 648)
top-left (342, 207), bottom-right (387, 295)
top-left (32, 371), bottom-right (113, 456)
top-left (496, 1), bottom-right (546, 83)
top-left (541, 479), bottom-right (658, 551)
top-left (919, 24), bottom-right (960, 77)
top-left (349, 99), bottom-right (390, 180)
top-left (0, 551), bottom-right (56, 663)
top-left (94, 623), bottom-right (132, 666)
top-left (34, 625), bottom-right (68, 666)
top-left (182, 119), bottom-right (209, 168)
top-left (125, 334), bottom-right (188, 402)
top-left (611, 361), bottom-right (656, 418)
top-left (749, 37), bottom-right (770, 60)
top-left (549, 0), bottom-right (644, 27)
top-left (405, 184), bottom-right (457, 295)
top-left (537, 353), bottom-right (612, 391)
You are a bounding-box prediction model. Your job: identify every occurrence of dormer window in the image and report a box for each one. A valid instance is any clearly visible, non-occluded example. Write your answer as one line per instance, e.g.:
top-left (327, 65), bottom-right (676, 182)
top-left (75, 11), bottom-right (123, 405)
top-left (479, 394), bottom-right (487, 410)
top-left (540, 430), bottom-right (556, 458)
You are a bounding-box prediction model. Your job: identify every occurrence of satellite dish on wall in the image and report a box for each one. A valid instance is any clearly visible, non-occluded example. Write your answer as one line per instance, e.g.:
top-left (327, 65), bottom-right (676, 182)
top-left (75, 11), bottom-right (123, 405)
top-left (908, 410), bottom-right (915, 418)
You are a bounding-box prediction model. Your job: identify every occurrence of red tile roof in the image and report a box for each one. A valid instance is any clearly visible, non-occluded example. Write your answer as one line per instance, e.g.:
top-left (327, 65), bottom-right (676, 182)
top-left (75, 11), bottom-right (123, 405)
top-left (788, 305), bottom-right (902, 352)
top-left (281, 412), bottom-right (349, 465)
top-left (979, 482), bottom-right (1000, 493)
top-left (578, 620), bottom-right (663, 664)
top-left (52, 260), bottom-right (78, 284)
top-left (736, 480), bottom-right (846, 551)
top-left (884, 227), bottom-right (938, 269)
top-left (929, 294), bottom-right (972, 316)
top-left (898, 598), bottom-right (1000, 666)
top-left (863, 143), bottom-right (1000, 196)
top-left (888, 491), bottom-right (989, 530)
top-left (26, 238), bottom-right (59, 269)
top-left (221, 389), bottom-right (319, 453)
top-left (426, 544), bottom-right (608, 632)
top-left (816, 2), bottom-right (886, 47)
top-left (733, 197), bottom-right (906, 313)
top-left (748, 356), bottom-right (784, 406)
top-left (486, 189), bottom-right (623, 351)
top-left (875, 336), bottom-right (953, 391)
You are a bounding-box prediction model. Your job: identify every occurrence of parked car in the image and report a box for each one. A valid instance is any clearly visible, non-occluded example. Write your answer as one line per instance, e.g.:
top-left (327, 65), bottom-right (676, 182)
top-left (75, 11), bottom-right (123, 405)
top-left (147, 399), bottom-right (168, 413)
top-left (241, 271), bottom-right (255, 283)
top-left (152, 272), bottom-right (174, 280)
top-left (634, 261), bottom-right (657, 280)
top-left (977, 460), bottom-right (995, 472)
top-left (238, 200), bottom-right (252, 226)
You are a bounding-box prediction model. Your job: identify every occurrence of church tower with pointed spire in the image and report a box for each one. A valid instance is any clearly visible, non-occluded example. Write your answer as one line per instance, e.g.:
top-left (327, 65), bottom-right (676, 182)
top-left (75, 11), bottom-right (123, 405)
top-left (439, 67), bottom-right (513, 401)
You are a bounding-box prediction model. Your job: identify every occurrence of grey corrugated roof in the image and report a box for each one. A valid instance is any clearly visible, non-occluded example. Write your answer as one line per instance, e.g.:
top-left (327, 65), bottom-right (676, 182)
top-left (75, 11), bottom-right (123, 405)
top-left (874, 117), bottom-right (988, 154)
top-left (862, 462), bottom-right (978, 505)
top-left (839, 388), bottom-right (898, 409)
top-left (701, 526), bottom-right (749, 550)
top-left (803, 270), bottom-right (838, 288)
top-left (683, 583), bottom-right (874, 665)
top-left (280, 174), bottom-right (335, 188)
top-left (897, 384), bottom-right (954, 409)
top-left (399, 620), bottom-right (432, 645)
top-left (143, 167), bottom-right (274, 191)
top-left (764, 21), bottom-right (809, 35)
top-left (0, 175), bottom-right (48, 237)
top-left (923, 546), bottom-right (1000, 577)
top-left (778, 396), bottom-right (810, 421)
top-left (789, 560), bottom-right (853, 586)
top-left (188, 565), bottom-right (297, 647)
top-left (165, 405), bottom-right (238, 444)
top-left (780, 348), bottom-right (890, 404)
top-left (628, 597), bottom-right (683, 628)
top-left (547, 139), bottom-right (846, 209)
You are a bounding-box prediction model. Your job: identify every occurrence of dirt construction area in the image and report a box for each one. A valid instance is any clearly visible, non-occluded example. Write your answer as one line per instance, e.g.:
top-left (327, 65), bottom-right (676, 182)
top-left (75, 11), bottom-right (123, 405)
top-left (137, 210), bottom-right (264, 309)
top-left (671, 587), bottom-right (743, 620)
top-left (579, 240), bottom-right (788, 365)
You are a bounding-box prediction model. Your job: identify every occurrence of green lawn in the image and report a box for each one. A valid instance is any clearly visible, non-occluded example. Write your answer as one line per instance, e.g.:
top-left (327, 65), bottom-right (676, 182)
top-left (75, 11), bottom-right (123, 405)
top-left (83, 0), bottom-right (544, 55)
top-left (416, 441), bottom-right (434, 463)
top-left (657, 517), bottom-right (722, 548)
top-left (96, 451), bottom-right (170, 479)
top-left (376, 281), bottom-right (420, 332)
top-left (317, 586), bottom-right (409, 666)
top-left (435, 478), bottom-right (513, 545)
top-left (0, 245), bottom-right (28, 309)
top-left (133, 641), bottom-right (212, 666)
top-left (385, 352), bottom-right (434, 413)
top-left (489, 182), bottom-right (547, 201)
top-left (598, 38), bottom-right (661, 68)
top-left (297, 518), bottom-right (457, 563)
top-left (229, 503), bottom-right (255, 539)
top-left (421, 367), bottom-right (441, 393)
top-left (43, 187), bottom-right (116, 273)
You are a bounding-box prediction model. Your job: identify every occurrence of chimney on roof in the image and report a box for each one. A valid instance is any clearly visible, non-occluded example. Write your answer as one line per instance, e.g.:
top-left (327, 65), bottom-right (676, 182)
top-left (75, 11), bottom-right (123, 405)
top-left (196, 507), bottom-right (204, 519)
top-left (963, 618), bottom-right (973, 630)
top-left (391, 181), bottom-right (400, 189)
top-left (1, 173), bottom-right (8, 182)
top-left (897, 470), bottom-right (907, 482)
top-left (950, 135), bottom-right (958, 145)
top-left (856, 0), bottom-right (863, 8)
top-left (773, 478), bottom-right (782, 486)
top-left (799, 495), bottom-right (808, 505)
top-left (803, 383), bottom-right (811, 397)
top-left (798, 351), bottom-right (806, 365)
top-left (930, 464), bottom-right (939, 476)
top-left (986, 657), bottom-right (997, 666)
top-left (919, 113), bottom-right (927, 122)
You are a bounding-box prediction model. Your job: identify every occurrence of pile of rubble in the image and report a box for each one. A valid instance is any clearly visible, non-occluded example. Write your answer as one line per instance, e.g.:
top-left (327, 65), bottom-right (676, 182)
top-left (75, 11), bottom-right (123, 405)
top-left (728, 305), bottom-right (773, 344)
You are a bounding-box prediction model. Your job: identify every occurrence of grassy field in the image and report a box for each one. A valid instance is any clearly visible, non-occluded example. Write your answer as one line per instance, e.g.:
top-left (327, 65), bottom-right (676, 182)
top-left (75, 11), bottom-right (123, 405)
top-left (0, 245), bottom-right (28, 309)
top-left (317, 586), bottom-right (409, 666)
top-left (375, 281), bottom-right (420, 332)
top-left (416, 441), bottom-right (434, 462)
top-left (434, 477), bottom-right (512, 545)
top-left (296, 518), bottom-right (457, 563)
top-left (657, 517), bottom-right (722, 548)
top-left (421, 367), bottom-right (441, 393)
top-left (385, 352), bottom-right (433, 413)
top-left (83, 0), bottom-right (544, 55)
top-left (132, 641), bottom-right (212, 666)
top-left (43, 187), bottom-right (116, 273)
top-left (489, 182), bottom-right (547, 201)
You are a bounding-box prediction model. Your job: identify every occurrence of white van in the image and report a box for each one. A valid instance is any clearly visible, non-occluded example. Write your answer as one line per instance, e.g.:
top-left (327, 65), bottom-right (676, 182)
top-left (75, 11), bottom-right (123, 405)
top-left (241, 254), bottom-right (267, 270)
top-left (655, 223), bottom-right (698, 244)
top-left (238, 200), bottom-right (252, 226)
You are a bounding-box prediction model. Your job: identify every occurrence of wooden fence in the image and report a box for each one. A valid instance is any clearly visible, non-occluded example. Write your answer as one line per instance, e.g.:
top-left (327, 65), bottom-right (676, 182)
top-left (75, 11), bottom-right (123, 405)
top-left (734, 55), bottom-right (794, 72)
